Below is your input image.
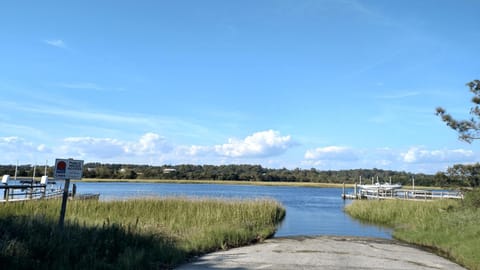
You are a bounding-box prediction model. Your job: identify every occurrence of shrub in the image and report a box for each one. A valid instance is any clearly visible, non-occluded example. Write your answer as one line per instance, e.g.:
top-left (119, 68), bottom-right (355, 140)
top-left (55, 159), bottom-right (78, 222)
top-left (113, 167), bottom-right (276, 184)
top-left (463, 188), bottom-right (480, 208)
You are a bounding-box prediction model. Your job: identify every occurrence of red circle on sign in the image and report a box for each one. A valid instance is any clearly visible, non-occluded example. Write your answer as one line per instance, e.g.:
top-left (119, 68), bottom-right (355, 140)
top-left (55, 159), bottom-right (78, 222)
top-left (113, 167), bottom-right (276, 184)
top-left (57, 161), bottom-right (66, 170)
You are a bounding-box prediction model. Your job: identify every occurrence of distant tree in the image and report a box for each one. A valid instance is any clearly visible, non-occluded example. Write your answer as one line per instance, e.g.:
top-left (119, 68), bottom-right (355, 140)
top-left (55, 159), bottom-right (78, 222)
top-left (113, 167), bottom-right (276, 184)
top-left (83, 168), bottom-right (97, 178)
top-left (436, 80), bottom-right (480, 143)
top-left (446, 163), bottom-right (480, 187)
top-left (96, 166), bottom-right (113, 178)
top-left (124, 170), bottom-right (137, 179)
top-left (433, 172), bottom-right (449, 187)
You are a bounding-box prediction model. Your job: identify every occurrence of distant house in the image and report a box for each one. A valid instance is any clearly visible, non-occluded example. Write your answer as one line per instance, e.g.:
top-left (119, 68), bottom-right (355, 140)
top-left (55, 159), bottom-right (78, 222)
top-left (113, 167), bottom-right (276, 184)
top-left (163, 168), bottom-right (176, 174)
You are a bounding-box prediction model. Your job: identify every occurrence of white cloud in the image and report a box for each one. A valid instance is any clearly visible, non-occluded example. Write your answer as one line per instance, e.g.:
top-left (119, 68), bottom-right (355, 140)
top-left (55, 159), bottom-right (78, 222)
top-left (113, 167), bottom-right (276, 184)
top-left (0, 136), bottom-right (49, 153)
top-left (401, 147), bottom-right (475, 164)
top-left (2, 133), bottom-right (479, 174)
top-left (0, 136), bottom-right (50, 163)
top-left (304, 146), bottom-right (358, 161)
top-left (180, 145), bottom-right (211, 156)
top-left (56, 130), bottom-right (294, 164)
top-left (61, 133), bottom-right (172, 160)
top-left (214, 130), bottom-right (294, 158)
top-left (62, 137), bottom-right (126, 159)
top-left (0, 136), bottom-right (19, 144)
top-left (126, 132), bottom-right (172, 155)
top-left (37, 144), bottom-right (48, 152)
top-left (302, 145), bottom-right (479, 173)
top-left (44, 39), bottom-right (67, 48)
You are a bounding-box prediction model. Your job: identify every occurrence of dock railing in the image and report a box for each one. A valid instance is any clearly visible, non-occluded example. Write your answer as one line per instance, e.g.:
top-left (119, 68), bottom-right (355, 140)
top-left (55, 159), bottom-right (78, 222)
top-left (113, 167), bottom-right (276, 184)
top-left (1, 183), bottom-right (63, 202)
top-left (343, 186), bottom-right (464, 201)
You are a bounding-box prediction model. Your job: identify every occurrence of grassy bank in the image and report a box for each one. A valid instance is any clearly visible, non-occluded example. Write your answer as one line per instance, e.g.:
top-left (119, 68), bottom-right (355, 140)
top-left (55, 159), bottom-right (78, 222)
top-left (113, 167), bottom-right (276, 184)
top-left (0, 197), bottom-right (285, 269)
top-left (345, 195), bottom-right (480, 270)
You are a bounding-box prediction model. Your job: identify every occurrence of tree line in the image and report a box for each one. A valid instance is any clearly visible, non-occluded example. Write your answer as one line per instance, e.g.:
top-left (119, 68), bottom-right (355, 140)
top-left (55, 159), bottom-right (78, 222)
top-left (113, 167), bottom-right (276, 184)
top-left (1, 163), bottom-right (478, 187)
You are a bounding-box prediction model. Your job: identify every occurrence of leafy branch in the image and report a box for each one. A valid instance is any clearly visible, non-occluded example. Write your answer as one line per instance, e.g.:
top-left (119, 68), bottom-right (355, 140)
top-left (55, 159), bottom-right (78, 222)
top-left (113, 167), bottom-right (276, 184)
top-left (436, 80), bottom-right (480, 143)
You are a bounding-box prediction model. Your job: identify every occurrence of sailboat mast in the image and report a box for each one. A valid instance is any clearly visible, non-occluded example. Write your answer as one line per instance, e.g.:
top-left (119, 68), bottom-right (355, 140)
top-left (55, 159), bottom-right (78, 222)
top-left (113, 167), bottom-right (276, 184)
top-left (14, 161), bottom-right (18, 181)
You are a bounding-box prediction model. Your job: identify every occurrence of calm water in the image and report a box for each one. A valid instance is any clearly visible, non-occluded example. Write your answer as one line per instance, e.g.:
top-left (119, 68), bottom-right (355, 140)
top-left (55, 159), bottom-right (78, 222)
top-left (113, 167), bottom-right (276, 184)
top-left (74, 182), bottom-right (391, 238)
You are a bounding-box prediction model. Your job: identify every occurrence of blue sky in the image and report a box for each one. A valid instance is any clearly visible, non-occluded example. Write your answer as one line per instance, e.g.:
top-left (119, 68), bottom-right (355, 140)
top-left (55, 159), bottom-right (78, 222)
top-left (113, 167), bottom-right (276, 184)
top-left (1, 0), bottom-right (479, 173)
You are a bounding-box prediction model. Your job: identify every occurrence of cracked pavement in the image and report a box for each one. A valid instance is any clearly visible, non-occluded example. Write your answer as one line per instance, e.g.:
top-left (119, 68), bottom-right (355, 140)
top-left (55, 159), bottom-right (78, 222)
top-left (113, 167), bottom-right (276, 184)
top-left (176, 236), bottom-right (465, 270)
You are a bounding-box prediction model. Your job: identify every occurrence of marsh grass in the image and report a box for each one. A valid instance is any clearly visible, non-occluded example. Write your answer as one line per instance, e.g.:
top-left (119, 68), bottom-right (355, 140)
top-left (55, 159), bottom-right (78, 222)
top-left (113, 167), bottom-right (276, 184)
top-left (345, 197), bottom-right (480, 270)
top-left (0, 197), bottom-right (285, 269)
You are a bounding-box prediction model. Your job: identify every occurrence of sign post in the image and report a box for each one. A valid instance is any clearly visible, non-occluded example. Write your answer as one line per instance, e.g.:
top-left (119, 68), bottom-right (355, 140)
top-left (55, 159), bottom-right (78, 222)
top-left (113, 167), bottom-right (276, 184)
top-left (58, 177), bottom-right (71, 228)
top-left (55, 158), bottom-right (83, 228)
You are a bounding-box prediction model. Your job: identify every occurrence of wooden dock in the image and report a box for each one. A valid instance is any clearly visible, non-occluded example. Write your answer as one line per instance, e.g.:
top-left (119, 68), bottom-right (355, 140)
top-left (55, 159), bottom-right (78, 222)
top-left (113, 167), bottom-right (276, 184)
top-left (1, 181), bottom-right (100, 203)
top-left (0, 183), bottom-right (64, 202)
top-left (342, 186), bottom-right (464, 201)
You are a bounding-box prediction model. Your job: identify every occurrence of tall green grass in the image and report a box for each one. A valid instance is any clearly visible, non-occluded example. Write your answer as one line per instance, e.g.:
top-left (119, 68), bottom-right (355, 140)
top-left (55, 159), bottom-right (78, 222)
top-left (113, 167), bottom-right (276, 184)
top-left (345, 195), bottom-right (480, 270)
top-left (0, 197), bottom-right (285, 269)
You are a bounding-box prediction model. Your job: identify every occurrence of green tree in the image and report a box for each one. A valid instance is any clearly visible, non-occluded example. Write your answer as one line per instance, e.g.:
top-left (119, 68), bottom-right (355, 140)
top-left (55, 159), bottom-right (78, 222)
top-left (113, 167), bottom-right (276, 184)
top-left (436, 80), bottom-right (480, 143)
top-left (96, 166), bottom-right (113, 178)
top-left (446, 163), bottom-right (480, 187)
top-left (433, 172), bottom-right (449, 187)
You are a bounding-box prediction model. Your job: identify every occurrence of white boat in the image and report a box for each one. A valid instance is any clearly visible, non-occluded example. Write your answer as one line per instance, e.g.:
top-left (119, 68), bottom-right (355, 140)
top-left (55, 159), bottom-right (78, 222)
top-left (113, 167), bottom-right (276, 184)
top-left (358, 182), bottom-right (402, 191)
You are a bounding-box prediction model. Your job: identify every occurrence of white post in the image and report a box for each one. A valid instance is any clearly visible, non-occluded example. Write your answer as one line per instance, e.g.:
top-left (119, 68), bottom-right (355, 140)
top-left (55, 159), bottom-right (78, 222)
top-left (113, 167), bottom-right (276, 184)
top-left (14, 161), bottom-right (18, 181)
top-left (1, 175), bottom-right (9, 184)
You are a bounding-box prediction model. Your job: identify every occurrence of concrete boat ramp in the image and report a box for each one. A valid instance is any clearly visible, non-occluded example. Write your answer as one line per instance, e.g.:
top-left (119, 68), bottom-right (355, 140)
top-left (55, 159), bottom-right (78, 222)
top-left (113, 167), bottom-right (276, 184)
top-left (177, 236), bottom-right (465, 270)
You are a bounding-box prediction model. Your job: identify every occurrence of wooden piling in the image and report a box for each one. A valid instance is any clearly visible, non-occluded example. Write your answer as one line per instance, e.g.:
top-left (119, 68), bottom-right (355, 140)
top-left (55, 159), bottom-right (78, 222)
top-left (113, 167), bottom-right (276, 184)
top-left (58, 179), bottom-right (70, 229)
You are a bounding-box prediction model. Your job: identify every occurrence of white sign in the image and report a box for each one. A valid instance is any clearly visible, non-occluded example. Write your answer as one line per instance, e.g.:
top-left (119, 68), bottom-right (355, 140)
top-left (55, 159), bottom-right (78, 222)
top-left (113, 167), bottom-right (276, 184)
top-left (54, 158), bottom-right (84, 180)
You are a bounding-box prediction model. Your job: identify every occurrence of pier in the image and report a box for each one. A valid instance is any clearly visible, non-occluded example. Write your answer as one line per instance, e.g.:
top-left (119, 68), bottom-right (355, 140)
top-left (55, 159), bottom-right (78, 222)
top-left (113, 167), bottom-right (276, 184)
top-left (1, 174), bottom-right (99, 203)
top-left (342, 182), bottom-right (464, 201)
top-left (1, 174), bottom-right (63, 202)
top-left (0, 183), bottom-right (63, 202)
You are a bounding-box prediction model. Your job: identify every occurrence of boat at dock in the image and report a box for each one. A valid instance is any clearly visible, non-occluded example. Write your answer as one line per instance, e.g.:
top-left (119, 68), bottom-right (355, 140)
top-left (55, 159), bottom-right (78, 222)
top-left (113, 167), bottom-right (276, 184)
top-left (342, 176), bottom-right (463, 200)
top-left (358, 182), bottom-right (402, 191)
top-left (1, 174), bottom-right (99, 203)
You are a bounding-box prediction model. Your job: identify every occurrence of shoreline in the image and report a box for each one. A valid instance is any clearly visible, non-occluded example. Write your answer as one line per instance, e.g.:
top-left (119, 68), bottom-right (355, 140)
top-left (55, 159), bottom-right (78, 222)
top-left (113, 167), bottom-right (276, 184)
top-left (79, 178), bottom-right (439, 190)
top-left (80, 178), bottom-right (350, 188)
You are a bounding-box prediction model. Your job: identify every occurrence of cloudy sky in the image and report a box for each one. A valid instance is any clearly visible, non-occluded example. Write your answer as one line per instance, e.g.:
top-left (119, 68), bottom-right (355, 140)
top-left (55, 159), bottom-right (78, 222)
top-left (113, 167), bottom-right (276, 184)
top-left (1, 1), bottom-right (479, 173)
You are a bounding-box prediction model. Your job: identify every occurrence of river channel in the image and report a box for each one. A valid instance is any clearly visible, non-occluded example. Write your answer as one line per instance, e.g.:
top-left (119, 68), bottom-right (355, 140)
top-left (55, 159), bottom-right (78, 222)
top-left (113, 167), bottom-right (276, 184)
top-left (74, 182), bottom-right (392, 238)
